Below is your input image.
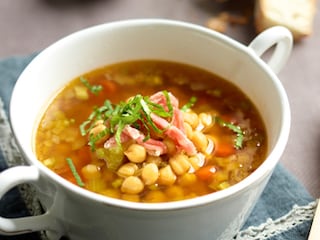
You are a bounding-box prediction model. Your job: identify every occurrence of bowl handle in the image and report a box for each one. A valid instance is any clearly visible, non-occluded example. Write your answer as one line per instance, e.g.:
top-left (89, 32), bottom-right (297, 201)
top-left (248, 26), bottom-right (293, 74)
top-left (0, 166), bottom-right (62, 238)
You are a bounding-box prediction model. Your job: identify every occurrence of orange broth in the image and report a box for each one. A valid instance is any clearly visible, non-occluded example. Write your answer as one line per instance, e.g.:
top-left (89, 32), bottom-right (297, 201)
top-left (35, 60), bottom-right (267, 203)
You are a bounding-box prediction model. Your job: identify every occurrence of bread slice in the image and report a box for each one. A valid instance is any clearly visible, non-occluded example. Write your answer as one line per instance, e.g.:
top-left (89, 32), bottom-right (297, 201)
top-left (254, 0), bottom-right (317, 40)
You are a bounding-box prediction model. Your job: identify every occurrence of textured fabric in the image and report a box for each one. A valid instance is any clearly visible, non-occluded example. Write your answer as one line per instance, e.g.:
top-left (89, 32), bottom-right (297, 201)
top-left (0, 55), bottom-right (316, 240)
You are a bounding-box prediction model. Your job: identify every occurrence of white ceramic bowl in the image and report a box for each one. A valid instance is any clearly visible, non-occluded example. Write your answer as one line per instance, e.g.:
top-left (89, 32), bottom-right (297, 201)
top-left (0, 19), bottom-right (292, 240)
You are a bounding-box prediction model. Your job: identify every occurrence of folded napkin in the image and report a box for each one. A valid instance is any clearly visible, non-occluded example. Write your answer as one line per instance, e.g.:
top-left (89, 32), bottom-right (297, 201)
top-left (0, 55), bottom-right (316, 240)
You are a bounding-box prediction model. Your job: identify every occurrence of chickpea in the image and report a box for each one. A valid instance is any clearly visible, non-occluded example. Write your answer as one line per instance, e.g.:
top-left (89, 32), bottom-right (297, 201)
top-left (146, 155), bottom-right (162, 166)
top-left (141, 163), bottom-right (159, 185)
top-left (124, 144), bottom-right (147, 163)
top-left (183, 122), bottom-right (194, 139)
top-left (89, 122), bottom-right (106, 137)
top-left (89, 120), bottom-right (109, 143)
top-left (204, 136), bottom-right (215, 155)
top-left (81, 164), bottom-right (101, 180)
top-left (188, 155), bottom-right (205, 171)
top-left (191, 131), bottom-right (208, 153)
top-left (199, 113), bottom-right (213, 130)
top-left (117, 163), bottom-right (138, 178)
top-left (121, 176), bottom-right (144, 194)
top-left (158, 165), bottom-right (177, 185)
top-left (183, 111), bottom-right (199, 129)
top-left (169, 153), bottom-right (190, 175)
top-left (163, 138), bottom-right (176, 155)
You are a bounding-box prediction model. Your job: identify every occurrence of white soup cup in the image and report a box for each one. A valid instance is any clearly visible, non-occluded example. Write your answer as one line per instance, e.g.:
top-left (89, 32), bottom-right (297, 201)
top-left (0, 19), bottom-right (292, 240)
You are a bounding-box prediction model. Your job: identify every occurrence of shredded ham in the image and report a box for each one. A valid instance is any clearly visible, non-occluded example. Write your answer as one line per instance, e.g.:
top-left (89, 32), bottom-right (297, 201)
top-left (149, 91), bottom-right (184, 132)
top-left (122, 125), bottom-right (167, 156)
top-left (150, 113), bottom-right (197, 156)
top-left (103, 91), bottom-right (197, 156)
top-left (149, 91), bottom-right (179, 109)
top-left (171, 108), bottom-right (185, 133)
top-left (104, 125), bottom-right (167, 156)
top-left (104, 132), bottom-right (130, 149)
top-left (148, 91), bottom-right (197, 155)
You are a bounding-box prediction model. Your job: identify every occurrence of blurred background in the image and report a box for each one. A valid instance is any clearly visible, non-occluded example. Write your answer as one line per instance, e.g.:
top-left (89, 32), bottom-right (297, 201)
top-left (0, 0), bottom-right (320, 197)
top-left (0, 0), bottom-right (258, 57)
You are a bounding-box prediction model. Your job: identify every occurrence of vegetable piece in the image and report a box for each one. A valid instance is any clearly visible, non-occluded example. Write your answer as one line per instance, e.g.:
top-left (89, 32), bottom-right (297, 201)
top-left (66, 157), bottom-right (85, 187)
top-left (98, 145), bottom-right (125, 172)
top-left (215, 116), bottom-right (244, 149)
top-left (195, 165), bottom-right (217, 181)
top-left (214, 141), bottom-right (236, 157)
top-left (74, 85), bottom-right (89, 100)
top-left (80, 76), bottom-right (103, 95)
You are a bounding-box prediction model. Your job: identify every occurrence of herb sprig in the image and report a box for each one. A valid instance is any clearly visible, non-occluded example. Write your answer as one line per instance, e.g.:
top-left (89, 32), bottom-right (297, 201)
top-left (66, 157), bottom-right (85, 187)
top-left (215, 116), bottom-right (244, 149)
top-left (80, 76), bottom-right (103, 95)
top-left (181, 96), bottom-right (197, 112)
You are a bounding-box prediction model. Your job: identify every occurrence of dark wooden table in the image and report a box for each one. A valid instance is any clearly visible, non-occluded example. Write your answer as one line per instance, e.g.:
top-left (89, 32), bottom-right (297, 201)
top-left (0, 0), bottom-right (319, 197)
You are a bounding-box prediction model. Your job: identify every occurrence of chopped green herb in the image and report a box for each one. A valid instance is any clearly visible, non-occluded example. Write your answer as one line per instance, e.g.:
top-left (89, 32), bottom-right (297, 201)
top-left (80, 91), bottom-right (174, 150)
top-left (215, 117), bottom-right (244, 149)
top-left (88, 128), bottom-right (109, 151)
top-left (66, 157), bottom-right (85, 187)
top-left (181, 96), bottom-right (197, 112)
top-left (80, 76), bottom-right (103, 95)
top-left (162, 90), bottom-right (174, 116)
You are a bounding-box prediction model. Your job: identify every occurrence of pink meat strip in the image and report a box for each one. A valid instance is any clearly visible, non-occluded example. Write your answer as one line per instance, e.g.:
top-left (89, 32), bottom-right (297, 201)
top-left (104, 132), bottom-right (130, 149)
top-left (149, 92), bottom-right (185, 132)
top-left (149, 91), bottom-right (179, 110)
top-left (150, 113), bottom-right (197, 156)
top-left (149, 91), bottom-right (197, 155)
top-left (122, 125), bottom-right (167, 156)
top-left (171, 108), bottom-right (185, 133)
top-left (104, 125), bottom-right (167, 156)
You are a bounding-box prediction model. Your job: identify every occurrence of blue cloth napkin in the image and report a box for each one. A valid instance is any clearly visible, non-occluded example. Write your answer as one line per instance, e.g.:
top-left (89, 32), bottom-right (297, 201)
top-left (0, 55), bottom-right (316, 240)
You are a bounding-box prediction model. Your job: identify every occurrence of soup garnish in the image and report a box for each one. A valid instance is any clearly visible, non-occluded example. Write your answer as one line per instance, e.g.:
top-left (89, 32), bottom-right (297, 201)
top-left (35, 60), bottom-right (267, 203)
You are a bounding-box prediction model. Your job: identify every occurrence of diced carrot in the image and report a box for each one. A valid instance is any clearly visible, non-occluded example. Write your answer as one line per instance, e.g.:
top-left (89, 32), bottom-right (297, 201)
top-left (76, 146), bottom-right (92, 166)
top-left (195, 165), bottom-right (217, 181)
top-left (101, 80), bottom-right (117, 93)
top-left (214, 141), bottom-right (236, 157)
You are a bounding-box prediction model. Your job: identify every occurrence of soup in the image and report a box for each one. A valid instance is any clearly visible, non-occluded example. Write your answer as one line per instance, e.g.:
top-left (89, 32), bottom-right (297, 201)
top-left (35, 60), bottom-right (267, 203)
